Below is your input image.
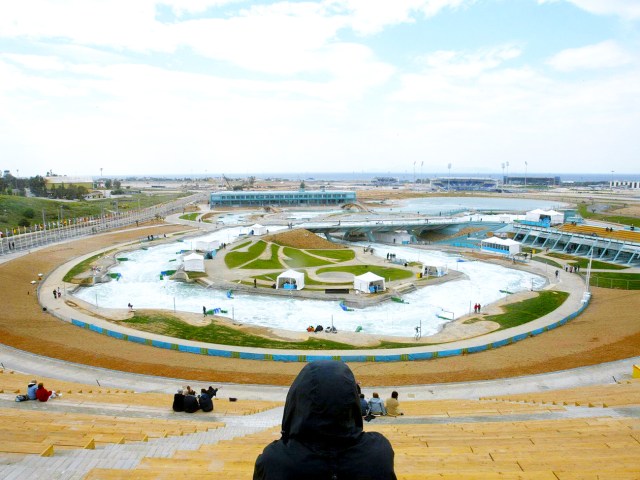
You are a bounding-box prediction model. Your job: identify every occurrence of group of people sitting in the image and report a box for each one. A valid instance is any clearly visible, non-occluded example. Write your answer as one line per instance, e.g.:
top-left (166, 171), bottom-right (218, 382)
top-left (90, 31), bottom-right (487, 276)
top-left (359, 391), bottom-right (403, 419)
top-left (305, 324), bottom-right (338, 333)
top-left (17, 379), bottom-right (61, 402)
top-left (172, 385), bottom-right (219, 413)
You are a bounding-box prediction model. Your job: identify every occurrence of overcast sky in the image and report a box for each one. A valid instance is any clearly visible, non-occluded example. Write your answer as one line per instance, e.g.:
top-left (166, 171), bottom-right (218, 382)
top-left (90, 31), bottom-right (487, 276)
top-left (1, 0), bottom-right (639, 178)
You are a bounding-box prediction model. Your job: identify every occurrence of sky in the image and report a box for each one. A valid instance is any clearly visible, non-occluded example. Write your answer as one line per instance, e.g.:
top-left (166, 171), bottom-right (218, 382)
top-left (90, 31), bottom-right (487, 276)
top-left (1, 0), bottom-right (639, 178)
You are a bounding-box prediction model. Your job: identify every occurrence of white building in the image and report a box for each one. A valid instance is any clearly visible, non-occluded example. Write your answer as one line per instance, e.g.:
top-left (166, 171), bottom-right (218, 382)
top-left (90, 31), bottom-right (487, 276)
top-left (481, 237), bottom-right (521, 256)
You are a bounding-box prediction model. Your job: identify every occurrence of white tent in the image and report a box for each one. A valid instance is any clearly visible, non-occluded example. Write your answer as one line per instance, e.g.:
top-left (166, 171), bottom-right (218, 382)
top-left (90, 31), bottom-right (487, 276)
top-left (354, 271), bottom-right (385, 294)
top-left (481, 237), bottom-right (521, 256)
top-left (525, 209), bottom-right (564, 225)
top-left (250, 224), bottom-right (267, 235)
top-left (422, 262), bottom-right (448, 277)
top-left (195, 240), bottom-right (220, 252)
top-left (276, 269), bottom-right (305, 290)
top-left (183, 252), bottom-right (205, 272)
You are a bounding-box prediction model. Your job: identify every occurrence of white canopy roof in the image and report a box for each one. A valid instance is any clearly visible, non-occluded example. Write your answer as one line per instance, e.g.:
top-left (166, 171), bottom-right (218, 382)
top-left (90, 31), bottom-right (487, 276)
top-left (276, 269), bottom-right (305, 290)
top-left (482, 236), bottom-right (520, 246)
top-left (354, 271), bottom-right (385, 293)
top-left (183, 252), bottom-right (205, 272)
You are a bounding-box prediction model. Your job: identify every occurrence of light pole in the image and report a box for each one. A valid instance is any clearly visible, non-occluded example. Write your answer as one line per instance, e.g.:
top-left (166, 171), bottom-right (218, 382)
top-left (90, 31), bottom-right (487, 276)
top-left (447, 163), bottom-right (452, 192)
top-left (413, 161), bottom-right (416, 184)
top-left (525, 161), bottom-right (528, 187)
top-left (505, 161), bottom-right (509, 184)
top-left (610, 170), bottom-right (615, 190)
top-left (501, 163), bottom-right (505, 185)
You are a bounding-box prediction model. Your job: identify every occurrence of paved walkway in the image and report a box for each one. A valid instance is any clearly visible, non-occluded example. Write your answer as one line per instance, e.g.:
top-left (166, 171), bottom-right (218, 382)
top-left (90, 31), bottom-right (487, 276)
top-left (1, 342), bottom-right (638, 402)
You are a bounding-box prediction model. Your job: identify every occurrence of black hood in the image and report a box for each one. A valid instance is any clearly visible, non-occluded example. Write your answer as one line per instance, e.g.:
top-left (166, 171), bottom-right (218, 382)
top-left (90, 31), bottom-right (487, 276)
top-left (281, 360), bottom-right (363, 449)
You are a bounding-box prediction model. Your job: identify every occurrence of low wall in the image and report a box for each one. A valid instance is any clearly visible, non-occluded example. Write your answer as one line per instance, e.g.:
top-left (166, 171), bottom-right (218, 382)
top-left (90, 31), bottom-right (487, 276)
top-left (69, 298), bottom-right (591, 363)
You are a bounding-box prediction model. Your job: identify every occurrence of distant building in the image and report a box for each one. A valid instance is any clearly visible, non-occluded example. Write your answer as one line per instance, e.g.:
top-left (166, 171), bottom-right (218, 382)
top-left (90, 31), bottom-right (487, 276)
top-left (431, 177), bottom-right (498, 191)
top-left (372, 177), bottom-right (399, 186)
top-left (210, 189), bottom-right (357, 207)
top-left (611, 180), bottom-right (640, 190)
top-left (504, 176), bottom-right (560, 186)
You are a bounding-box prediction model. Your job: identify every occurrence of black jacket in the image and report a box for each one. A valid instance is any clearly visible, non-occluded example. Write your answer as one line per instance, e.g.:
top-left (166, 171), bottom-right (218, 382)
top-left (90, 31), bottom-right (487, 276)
top-left (199, 392), bottom-right (213, 412)
top-left (172, 393), bottom-right (185, 412)
top-left (253, 360), bottom-right (396, 480)
top-left (184, 394), bottom-right (200, 413)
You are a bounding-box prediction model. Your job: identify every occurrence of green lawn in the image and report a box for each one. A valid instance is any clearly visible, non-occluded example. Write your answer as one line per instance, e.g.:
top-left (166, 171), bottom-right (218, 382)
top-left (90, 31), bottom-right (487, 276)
top-left (316, 265), bottom-right (414, 281)
top-left (231, 240), bottom-right (252, 251)
top-left (179, 213), bottom-right (199, 221)
top-left (242, 243), bottom-right (283, 269)
top-left (588, 272), bottom-right (640, 290)
top-left (0, 193), bottom-right (187, 231)
top-left (122, 313), bottom-right (422, 350)
top-left (63, 250), bottom-right (115, 282)
top-left (547, 252), bottom-right (627, 270)
top-left (283, 247), bottom-right (333, 268)
top-left (307, 249), bottom-right (355, 261)
top-left (531, 257), bottom-right (563, 268)
top-left (577, 203), bottom-right (640, 228)
top-left (477, 290), bottom-right (569, 330)
top-left (224, 241), bottom-right (266, 268)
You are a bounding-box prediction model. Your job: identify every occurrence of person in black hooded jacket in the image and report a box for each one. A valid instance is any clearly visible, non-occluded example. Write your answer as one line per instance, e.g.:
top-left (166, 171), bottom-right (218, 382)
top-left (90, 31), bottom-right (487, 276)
top-left (253, 360), bottom-right (396, 480)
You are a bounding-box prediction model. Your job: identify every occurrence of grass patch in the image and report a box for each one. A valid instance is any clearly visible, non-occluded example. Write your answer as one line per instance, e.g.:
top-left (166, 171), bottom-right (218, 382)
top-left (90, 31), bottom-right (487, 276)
top-left (283, 247), bottom-right (333, 268)
top-left (569, 259), bottom-right (627, 270)
top-left (577, 203), bottom-right (640, 228)
top-left (317, 265), bottom-right (414, 282)
top-left (483, 291), bottom-right (569, 330)
top-left (179, 213), bottom-right (199, 221)
top-left (243, 244), bottom-right (283, 269)
top-left (547, 252), bottom-right (627, 270)
top-left (0, 193), bottom-right (187, 232)
top-left (224, 241), bottom-right (266, 268)
top-left (588, 272), bottom-right (640, 290)
top-left (63, 250), bottom-right (115, 282)
top-left (307, 249), bottom-right (356, 261)
top-left (231, 240), bottom-right (252, 251)
top-left (531, 257), bottom-right (563, 268)
top-left (121, 313), bottom-right (380, 350)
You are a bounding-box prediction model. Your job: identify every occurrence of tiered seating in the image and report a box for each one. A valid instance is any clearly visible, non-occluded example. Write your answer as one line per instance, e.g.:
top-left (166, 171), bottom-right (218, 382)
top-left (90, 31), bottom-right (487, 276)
top-left (0, 407), bottom-right (223, 458)
top-left (85, 427), bottom-right (281, 479)
top-left (559, 224), bottom-right (640, 243)
top-left (84, 416), bottom-right (640, 479)
top-left (398, 399), bottom-right (565, 417)
top-left (370, 417), bottom-right (640, 479)
top-left (0, 369), bottom-right (282, 415)
top-left (482, 378), bottom-right (640, 408)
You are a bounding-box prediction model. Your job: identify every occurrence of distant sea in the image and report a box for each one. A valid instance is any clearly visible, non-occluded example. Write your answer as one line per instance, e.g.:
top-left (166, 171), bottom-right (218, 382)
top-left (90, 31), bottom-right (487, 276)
top-left (145, 172), bottom-right (637, 183)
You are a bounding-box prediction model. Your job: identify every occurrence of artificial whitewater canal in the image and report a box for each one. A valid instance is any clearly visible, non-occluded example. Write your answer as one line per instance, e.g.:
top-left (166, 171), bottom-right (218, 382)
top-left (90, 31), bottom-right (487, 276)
top-left (73, 226), bottom-right (545, 338)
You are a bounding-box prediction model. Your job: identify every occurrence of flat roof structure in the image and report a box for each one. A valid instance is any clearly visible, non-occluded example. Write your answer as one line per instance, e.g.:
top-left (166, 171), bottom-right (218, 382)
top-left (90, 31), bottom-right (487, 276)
top-left (210, 189), bottom-right (356, 207)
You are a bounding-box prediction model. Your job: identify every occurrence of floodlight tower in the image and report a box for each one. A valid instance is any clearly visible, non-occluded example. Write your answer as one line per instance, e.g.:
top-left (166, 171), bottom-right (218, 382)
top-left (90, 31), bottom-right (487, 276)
top-left (447, 163), bottom-right (452, 192)
top-left (505, 161), bottom-right (510, 184)
top-left (525, 161), bottom-right (528, 187)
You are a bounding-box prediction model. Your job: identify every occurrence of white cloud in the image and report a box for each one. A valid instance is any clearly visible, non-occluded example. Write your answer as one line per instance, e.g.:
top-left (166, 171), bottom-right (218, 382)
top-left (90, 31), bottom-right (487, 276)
top-left (547, 40), bottom-right (635, 71)
top-left (538, 0), bottom-right (640, 20)
top-left (329, 0), bottom-right (472, 34)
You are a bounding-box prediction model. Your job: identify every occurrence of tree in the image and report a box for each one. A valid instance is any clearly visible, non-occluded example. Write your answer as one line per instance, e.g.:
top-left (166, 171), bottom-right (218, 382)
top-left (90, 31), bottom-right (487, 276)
top-left (105, 179), bottom-right (112, 189)
top-left (23, 208), bottom-right (35, 219)
top-left (18, 218), bottom-right (30, 227)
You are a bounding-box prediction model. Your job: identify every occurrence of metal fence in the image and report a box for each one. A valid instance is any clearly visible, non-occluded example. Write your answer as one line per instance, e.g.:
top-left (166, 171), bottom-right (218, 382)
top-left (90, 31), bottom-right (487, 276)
top-left (590, 276), bottom-right (640, 290)
top-left (0, 192), bottom-right (208, 256)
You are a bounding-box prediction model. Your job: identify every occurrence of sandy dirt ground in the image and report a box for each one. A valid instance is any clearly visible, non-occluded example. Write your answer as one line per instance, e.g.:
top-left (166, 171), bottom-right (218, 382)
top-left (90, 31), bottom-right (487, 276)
top-left (1, 224), bottom-right (639, 388)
